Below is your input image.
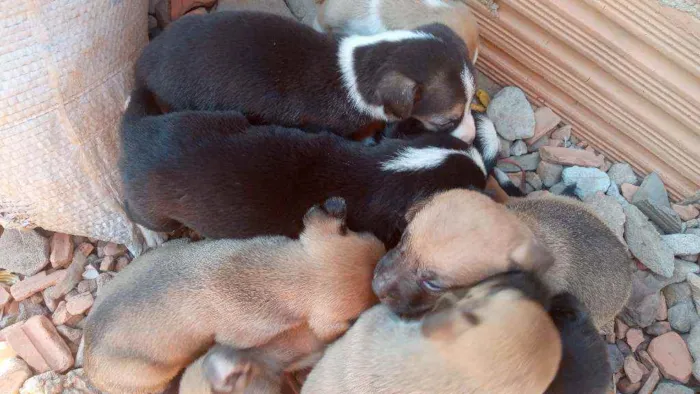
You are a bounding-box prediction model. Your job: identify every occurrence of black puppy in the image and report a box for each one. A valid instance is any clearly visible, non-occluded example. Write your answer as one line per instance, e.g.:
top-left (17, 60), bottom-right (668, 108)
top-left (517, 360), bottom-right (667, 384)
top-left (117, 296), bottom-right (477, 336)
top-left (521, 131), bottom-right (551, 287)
top-left (135, 11), bottom-right (476, 140)
top-left (546, 293), bottom-right (612, 394)
top-left (121, 88), bottom-right (494, 247)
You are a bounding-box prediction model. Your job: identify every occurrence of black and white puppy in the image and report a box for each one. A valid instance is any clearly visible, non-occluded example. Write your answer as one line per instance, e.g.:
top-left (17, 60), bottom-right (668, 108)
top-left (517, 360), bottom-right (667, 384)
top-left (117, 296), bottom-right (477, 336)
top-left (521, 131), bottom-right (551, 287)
top-left (135, 11), bottom-right (477, 140)
top-left (120, 88), bottom-right (497, 247)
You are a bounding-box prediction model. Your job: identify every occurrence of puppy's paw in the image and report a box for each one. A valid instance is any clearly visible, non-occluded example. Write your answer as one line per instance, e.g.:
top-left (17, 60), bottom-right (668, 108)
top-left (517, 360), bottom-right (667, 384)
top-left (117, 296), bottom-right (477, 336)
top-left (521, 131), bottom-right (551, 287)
top-left (302, 197), bottom-right (348, 235)
top-left (203, 346), bottom-right (256, 393)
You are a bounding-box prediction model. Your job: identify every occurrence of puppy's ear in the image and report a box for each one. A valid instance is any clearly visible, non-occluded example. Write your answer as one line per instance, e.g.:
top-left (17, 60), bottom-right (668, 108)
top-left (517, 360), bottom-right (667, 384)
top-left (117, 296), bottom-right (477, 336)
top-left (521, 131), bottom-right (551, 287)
top-left (203, 347), bottom-right (255, 393)
top-left (405, 197), bottom-right (430, 223)
top-left (377, 71), bottom-right (420, 120)
top-left (509, 240), bottom-right (554, 275)
top-left (421, 302), bottom-right (479, 341)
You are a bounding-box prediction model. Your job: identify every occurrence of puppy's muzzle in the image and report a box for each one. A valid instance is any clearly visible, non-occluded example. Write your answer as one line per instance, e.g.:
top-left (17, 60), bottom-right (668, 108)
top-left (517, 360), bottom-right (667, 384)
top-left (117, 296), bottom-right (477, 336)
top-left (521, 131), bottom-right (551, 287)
top-left (372, 250), bottom-right (434, 318)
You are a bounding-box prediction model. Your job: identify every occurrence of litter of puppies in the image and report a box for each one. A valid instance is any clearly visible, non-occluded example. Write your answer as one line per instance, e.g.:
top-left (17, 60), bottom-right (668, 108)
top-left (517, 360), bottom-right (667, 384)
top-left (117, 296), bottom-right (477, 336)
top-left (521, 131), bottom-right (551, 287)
top-left (1, 1), bottom-right (698, 394)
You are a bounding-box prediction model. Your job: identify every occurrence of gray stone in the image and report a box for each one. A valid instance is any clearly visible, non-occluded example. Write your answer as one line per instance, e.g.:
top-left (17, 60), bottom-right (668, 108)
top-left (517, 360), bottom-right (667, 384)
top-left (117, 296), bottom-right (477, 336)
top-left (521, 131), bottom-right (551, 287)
top-left (633, 173), bottom-right (682, 234)
top-left (549, 182), bottom-right (568, 195)
top-left (584, 193), bottom-right (626, 244)
top-left (687, 320), bottom-right (700, 359)
top-left (562, 166), bottom-right (611, 199)
top-left (678, 191), bottom-right (700, 206)
top-left (527, 136), bottom-right (550, 153)
top-left (510, 140), bottom-right (528, 156)
top-left (608, 343), bottom-right (625, 373)
top-left (498, 138), bottom-right (511, 159)
top-left (687, 219), bottom-right (700, 229)
top-left (653, 382), bottom-right (694, 394)
top-left (607, 182), bottom-right (631, 207)
top-left (663, 234), bottom-right (700, 255)
top-left (686, 273), bottom-right (700, 312)
top-left (537, 161), bottom-right (563, 188)
top-left (679, 254), bottom-right (698, 262)
top-left (668, 301), bottom-right (699, 333)
top-left (608, 163), bottom-right (640, 187)
top-left (663, 282), bottom-right (692, 308)
top-left (496, 152), bottom-right (540, 172)
top-left (486, 87), bottom-right (536, 141)
top-left (0, 229), bottom-right (49, 276)
top-left (645, 322), bottom-right (672, 336)
top-left (525, 172), bottom-right (543, 190)
top-left (686, 228), bottom-right (700, 237)
top-left (667, 260), bottom-right (700, 285)
top-left (622, 271), bottom-right (664, 328)
top-left (624, 205), bottom-right (675, 278)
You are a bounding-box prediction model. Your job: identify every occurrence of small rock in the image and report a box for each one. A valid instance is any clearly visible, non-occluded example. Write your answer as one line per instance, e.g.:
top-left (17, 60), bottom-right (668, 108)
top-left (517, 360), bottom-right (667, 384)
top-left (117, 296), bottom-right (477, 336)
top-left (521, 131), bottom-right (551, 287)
top-left (672, 204), bottom-right (699, 221)
top-left (624, 205), bottom-right (675, 278)
top-left (41, 289), bottom-right (58, 313)
top-left (639, 350), bottom-right (657, 370)
top-left (115, 256), bottom-right (130, 272)
top-left (19, 371), bottom-right (63, 394)
top-left (664, 282), bottom-right (692, 308)
top-left (648, 332), bottom-right (693, 383)
top-left (49, 234), bottom-right (74, 269)
top-left (51, 301), bottom-right (82, 327)
top-left (498, 138), bottom-right (511, 159)
top-left (617, 377), bottom-right (642, 394)
top-left (686, 273), bottom-right (700, 311)
top-left (687, 219), bottom-right (700, 229)
top-left (76, 280), bottom-right (97, 294)
top-left (608, 163), bottom-right (639, 187)
top-left (653, 382), bottom-right (694, 394)
top-left (628, 328), bottom-right (645, 352)
top-left (536, 161), bottom-right (563, 188)
top-left (486, 87), bottom-right (536, 141)
top-left (77, 243), bottom-right (94, 257)
top-left (0, 230), bottom-right (49, 276)
top-left (0, 287), bottom-right (11, 308)
top-left (546, 139), bottom-right (564, 148)
top-left (638, 367), bottom-right (660, 394)
top-left (621, 272), bottom-right (664, 327)
top-left (668, 259), bottom-right (700, 285)
top-left (646, 322), bottom-right (672, 336)
top-left (633, 173), bottom-right (682, 234)
top-left (510, 140), bottom-right (527, 156)
top-left (622, 183), bottom-right (640, 202)
top-left (624, 355), bottom-right (645, 383)
top-left (55, 324), bottom-right (82, 346)
top-left (527, 136), bottom-right (550, 152)
top-left (65, 293), bottom-right (93, 316)
top-left (496, 152), bottom-right (540, 172)
top-left (656, 295), bottom-right (668, 321)
top-left (562, 166), bottom-right (611, 199)
top-left (599, 158), bottom-right (612, 172)
top-left (99, 256), bottom-right (115, 272)
top-left (679, 254), bottom-right (698, 262)
top-left (0, 357), bottom-right (33, 394)
top-left (103, 242), bottom-right (126, 257)
top-left (540, 146), bottom-right (604, 168)
top-left (525, 107), bottom-right (561, 145)
top-left (584, 193), bottom-right (626, 244)
top-left (608, 343), bottom-right (625, 373)
top-left (662, 234), bottom-right (700, 255)
top-left (618, 339), bottom-right (634, 357)
top-left (667, 302), bottom-right (699, 333)
top-left (616, 318), bottom-right (629, 339)
top-left (525, 172), bottom-right (543, 190)
top-left (4, 315), bottom-right (74, 373)
top-left (17, 299), bottom-right (48, 323)
top-left (45, 253), bottom-right (88, 300)
top-left (82, 265), bottom-right (99, 280)
top-left (548, 182), bottom-right (568, 195)
top-left (550, 125), bottom-right (571, 142)
top-left (686, 324), bottom-right (700, 362)
top-left (10, 270), bottom-right (67, 302)
top-left (679, 191), bottom-right (700, 206)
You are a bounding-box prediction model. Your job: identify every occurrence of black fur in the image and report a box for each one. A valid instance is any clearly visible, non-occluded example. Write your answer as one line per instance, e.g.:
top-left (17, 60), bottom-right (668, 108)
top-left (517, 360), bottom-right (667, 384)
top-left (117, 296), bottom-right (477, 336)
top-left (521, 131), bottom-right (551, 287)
top-left (135, 11), bottom-right (470, 138)
top-left (546, 293), bottom-right (611, 394)
top-left (120, 89), bottom-right (487, 247)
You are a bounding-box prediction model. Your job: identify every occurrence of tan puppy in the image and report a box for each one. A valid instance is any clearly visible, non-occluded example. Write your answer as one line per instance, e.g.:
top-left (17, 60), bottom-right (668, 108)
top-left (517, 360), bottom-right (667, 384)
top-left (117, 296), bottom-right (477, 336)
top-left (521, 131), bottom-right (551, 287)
top-left (373, 189), bottom-right (632, 329)
top-left (84, 198), bottom-right (385, 394)
top-left (315, 0), bottom-right (480, 65)
top-left (303, 271), bottom-right (562, 394)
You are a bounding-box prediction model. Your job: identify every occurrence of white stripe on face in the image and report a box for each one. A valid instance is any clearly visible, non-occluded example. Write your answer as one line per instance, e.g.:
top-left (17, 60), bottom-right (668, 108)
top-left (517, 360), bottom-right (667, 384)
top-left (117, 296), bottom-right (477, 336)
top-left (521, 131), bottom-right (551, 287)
top-left (381, 146), bottom-right (472, 172)
top-left (451, 66), bottom-right (477, 143)
top-left (338, 30), bottom-right (437, 120)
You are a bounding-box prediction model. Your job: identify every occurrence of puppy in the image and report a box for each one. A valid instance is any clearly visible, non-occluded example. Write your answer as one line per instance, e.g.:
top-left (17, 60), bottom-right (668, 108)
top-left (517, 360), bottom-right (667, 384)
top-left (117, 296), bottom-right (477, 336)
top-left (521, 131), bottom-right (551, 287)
top-left (373, 188), bottom-right (633, 328)
top-left (302, 271), bottom-right (562, 394)
top-left (83, 198), bottom-right (386, 394)
top-left (545, 293), bottom-right (612, 394)
top-left (121, 88), bottom-right (498, 247)
top-left (315, 0), bottom-right (479, 65)
top-left (135, 11), bottom-right (476, 140)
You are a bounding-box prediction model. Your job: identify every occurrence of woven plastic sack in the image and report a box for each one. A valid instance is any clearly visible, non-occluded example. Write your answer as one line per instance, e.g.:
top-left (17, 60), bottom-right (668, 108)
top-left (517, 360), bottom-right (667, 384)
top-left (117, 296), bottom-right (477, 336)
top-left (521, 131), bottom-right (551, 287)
top-left (0, 0), bottom-right (148, 250)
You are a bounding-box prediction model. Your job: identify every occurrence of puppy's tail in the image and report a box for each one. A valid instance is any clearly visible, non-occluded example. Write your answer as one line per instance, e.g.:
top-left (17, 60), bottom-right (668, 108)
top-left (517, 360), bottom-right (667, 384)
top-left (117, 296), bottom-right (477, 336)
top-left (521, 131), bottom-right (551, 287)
top-left (122, 85), bottom-right (161, 125)
top-left (493, 168), bottom-right (526, 198)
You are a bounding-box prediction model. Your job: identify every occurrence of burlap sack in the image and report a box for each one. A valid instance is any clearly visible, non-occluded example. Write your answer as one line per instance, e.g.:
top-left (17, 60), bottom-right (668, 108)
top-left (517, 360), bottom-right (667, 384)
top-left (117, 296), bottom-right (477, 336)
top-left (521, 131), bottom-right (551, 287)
top-left (0, 0), bottom-right (148, 250)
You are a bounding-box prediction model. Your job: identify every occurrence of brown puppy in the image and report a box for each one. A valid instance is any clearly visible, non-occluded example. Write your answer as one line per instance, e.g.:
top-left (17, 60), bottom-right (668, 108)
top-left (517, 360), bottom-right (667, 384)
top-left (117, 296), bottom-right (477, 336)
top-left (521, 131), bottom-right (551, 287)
top-left (315, 0), bottom-right (480, 64)
top-left (373, 189), bottom-right (632, 328)
top-left (84, 198), bottom-right (385, 394)
top-left (302, 271), bottom-right (562, 394)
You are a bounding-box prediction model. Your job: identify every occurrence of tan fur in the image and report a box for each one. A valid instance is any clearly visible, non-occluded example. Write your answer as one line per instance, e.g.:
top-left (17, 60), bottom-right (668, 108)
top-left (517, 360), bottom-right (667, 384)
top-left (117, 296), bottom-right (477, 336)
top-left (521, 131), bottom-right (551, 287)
top-left (83, 201), bottom-right (385, 394)
top-left (302, 278), bottom-right (562, 393)
top-left (375, 188), bottom-right (632, 329)
top-left (316, 0), bottom-right (480, 64)
top-left (506, 195), bottom-right (633, 328)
